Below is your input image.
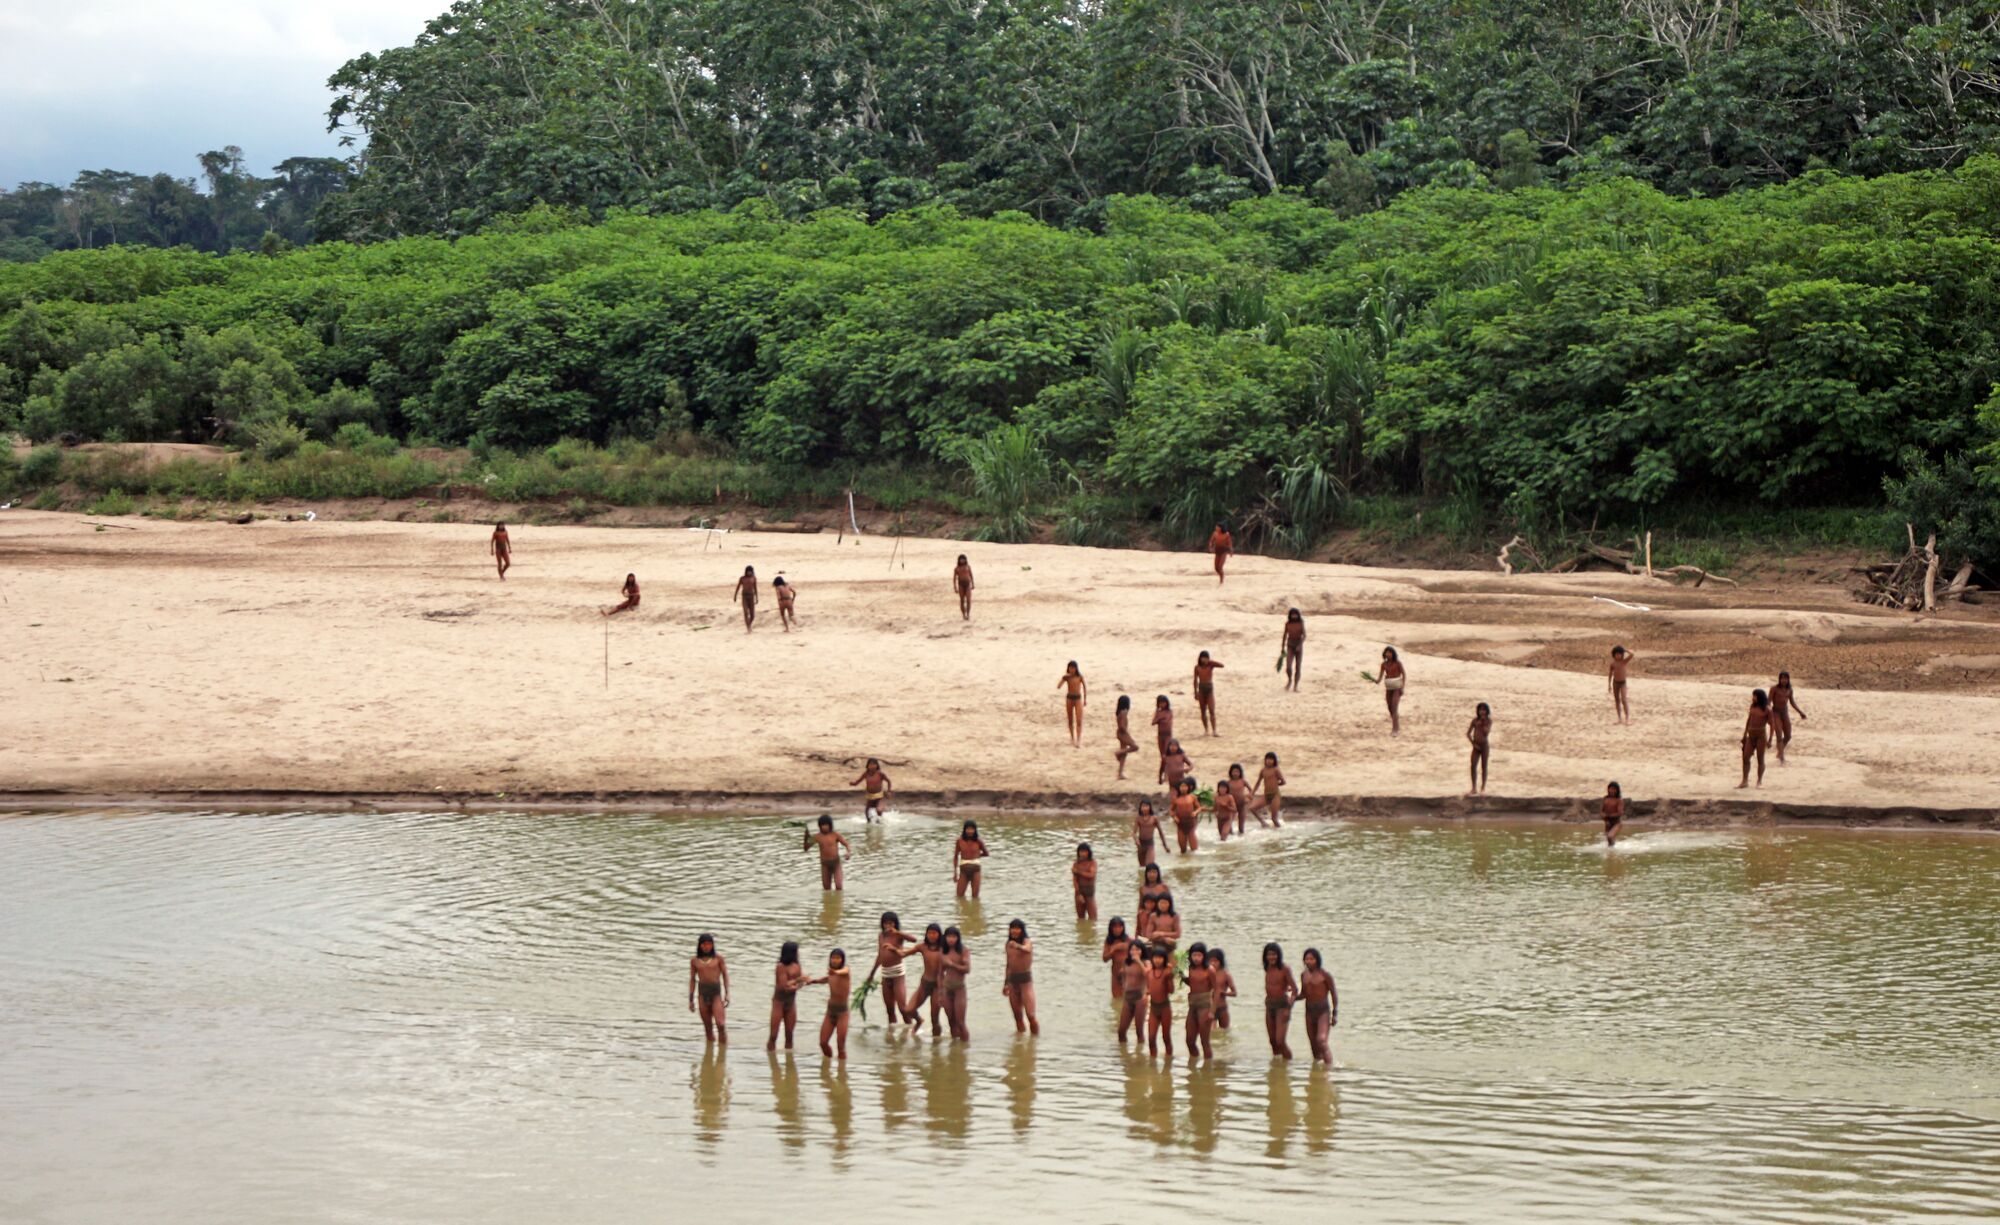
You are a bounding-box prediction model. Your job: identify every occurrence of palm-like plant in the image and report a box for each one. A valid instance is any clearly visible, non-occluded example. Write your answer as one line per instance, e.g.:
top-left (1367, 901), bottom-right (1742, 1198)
top-left (962, 422), bottom-right (1051, 542)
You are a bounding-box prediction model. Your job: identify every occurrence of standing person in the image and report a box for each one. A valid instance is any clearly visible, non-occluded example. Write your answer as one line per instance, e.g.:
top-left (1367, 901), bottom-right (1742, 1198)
top-left (1248, 752), bottom-right (1286, 825)
top-left (689, 933), bottom-right (730, 1044)
top-left (732, 565), bottom-right (759, 632)
top-left (1377, 647), bottom-right (1406, 735)
top-left (1057, 661), bottom-right (1088, 748)
top-left (1102, 917), bottom-right (1133, 1000)
top-left (1159, 739), bottom-right (1194, 795)
top-left (1137, 864), bottom-right (1171, 934)
top-left (773, 575), bottom-right (798, 631)
top-left (1466, 702), bottom-right (1492, 795)
top-left (1263, 944), bottom-right (1298, 1060)
top-left (1184, 944), bottom-right (1218, 1061)
top-left (1003, 919), bottom-right (1039, 1035)
top-left (850, 758), bottom-right (892, 821)
top-left (803, 814), bottom-right (851, 891)
top-left (768, 941), bottom-right (812, 1051)
top-left (1194, 651), bottom-right (1226, 735)
top-left (489, 522), bottom-right (511, 580)
top-left (939, 927), bottom-right (971, 1042)
top-left (953, 820), bottom-right (990, 900)
top-left (1072, 843), bottom-right (1098, 920)
top-left (1170, 778), bottom-right (1202, 854)
top-left (1228, 763), bottom-right (1256, 832)
top-left (1600, 782), bottom-right (1626, 847)
top-left (1299, 948), bottom-right (1338, 1065)
top-left (905, 924), bottom-right (946, 1036)
top-left (953, 554), bottom-right (975, 621)
top-left (1740, 689), bottom-right (1771, 789)
top-left (1114, 695), bottom-right (1141, 780)
top-left (1210, 948), bottom-right (1238, 1032)
top-left (866, 912), bottom-right (922, 1027)
top-left (1208, 523), bottom-right (1234, 584)
top-left (1146, 894), bottom-right (1181, 957)
top-left (1279, 610), bottom-right (1306, 691)
top-left (1145, 944), bottom-right (1177, 1057)
top-left (602, 573), bottom-right (640, 617)
top-left (1117, 941), bottom-right (1149, 1043)
top-left (1214, 779), bottom-right (1238, 843)
top-left (1608, 646), bottom-right (1636, 724)
top-left (1771, 671), bottom-right (1808, 763)
top-left (1133, 800), bottom-right (1162, 868)
top-left (819, 949), bottom-right (853, 1059)
top-left (1151, 695), bottom-right (1175, 760)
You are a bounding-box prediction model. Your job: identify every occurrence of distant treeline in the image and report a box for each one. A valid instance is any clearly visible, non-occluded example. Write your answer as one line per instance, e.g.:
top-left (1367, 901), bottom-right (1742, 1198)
top-left (4, 163), bottom-right (1999, 561)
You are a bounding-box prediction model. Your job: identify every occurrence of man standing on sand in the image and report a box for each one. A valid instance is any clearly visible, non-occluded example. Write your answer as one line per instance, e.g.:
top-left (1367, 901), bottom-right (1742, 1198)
top-left (490, 523), bottom-right (511, 580)
top-left (1209, 523), bottom-right (1233, 584)
top-left (732, 565), bottom-right (758, 632)
top-left (1608, 646), bottom-right (1636, 724)
top-left (954, 554), bottom-right (975, 620)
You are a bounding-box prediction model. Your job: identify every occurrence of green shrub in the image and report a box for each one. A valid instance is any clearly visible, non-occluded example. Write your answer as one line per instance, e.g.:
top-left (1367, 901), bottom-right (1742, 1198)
top-left (85, 488), bottom-right (135, 516)
top-left (20, 445), bottom-right (62, 487)
top-left (246, 418), bottom-right (308, 460)
top-left (333, 423), bottom-right (397, 456)
top-left (960, 423), bottom-right (1050, 542)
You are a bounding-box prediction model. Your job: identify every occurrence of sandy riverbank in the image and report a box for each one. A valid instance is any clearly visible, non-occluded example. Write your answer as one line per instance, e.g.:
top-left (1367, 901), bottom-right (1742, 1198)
top-left (3, 511), bottom-right (1997, 824)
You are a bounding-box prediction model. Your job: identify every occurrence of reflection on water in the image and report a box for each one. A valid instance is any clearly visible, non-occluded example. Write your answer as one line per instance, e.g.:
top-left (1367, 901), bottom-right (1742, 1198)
top-left (2, 809), bottom-right (1998, 1222)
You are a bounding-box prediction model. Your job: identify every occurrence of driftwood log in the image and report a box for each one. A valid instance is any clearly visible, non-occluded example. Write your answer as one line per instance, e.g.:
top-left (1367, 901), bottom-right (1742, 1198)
top-left (1496, 533), bottom-right (1736, 586)
top-left (1857, 525), bottom-right (1974, 611)
top-left (746, 520), bottom-right (823, 534)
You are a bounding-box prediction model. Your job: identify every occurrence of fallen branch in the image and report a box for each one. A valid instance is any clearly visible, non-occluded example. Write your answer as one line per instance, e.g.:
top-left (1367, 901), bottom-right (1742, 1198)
top-left (746, 520), bottom-right (823, 534)
top-left (84, 520), bottom-right (140, 531)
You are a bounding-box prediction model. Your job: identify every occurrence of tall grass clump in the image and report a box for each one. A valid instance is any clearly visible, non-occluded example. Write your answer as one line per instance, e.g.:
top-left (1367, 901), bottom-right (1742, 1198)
top-left (959, 423), bottom-right (1050, 542)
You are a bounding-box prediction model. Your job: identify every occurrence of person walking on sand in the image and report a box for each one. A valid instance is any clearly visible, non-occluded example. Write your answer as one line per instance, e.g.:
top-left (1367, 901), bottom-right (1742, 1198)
top-left (1299, 948), bottom-right (1338, 1065)
top-left (773, 575), bottom-right (798, 631)
top-left (767, 941), bottom-right (815, 1051)
top-left (732, 565), bottom-right (758, 632)
top-left (1608, 646), bottom-right (1636, 724)
top-left (905, 924), bottom-right (946, 1036)
top-left (1184, 943), bottom-right (1218, 1061)
top-left (489, 522), bottom-right (511, 580)
top-left (1194, 651), bottom-right (1225, 735)
top-left (1248, 752), bottom-right (1286, 825)
top-left (1466, 702), bottom-right (1492, 795)
top-left (1279, 610), bottom-right (1305, 691)
top-left (1114, 695), bottom-right (1140, 780)
top-left (804, 814), bottom-right (851, 891)
top-left (1377, 646), bottom-right (1406, 735)
top-left (1209, 523), bottom-right (1234, 584)
top-left (1771, 671), bottom-right (1807, 763)
top-left (1151, 695), bottom-right (1175, 761)
top-left (1740, 689), bottom-right (1771, 789)
top-left (1072, 843), bottom-right (1098, 920)
top-left (1134, 800), bottom-right (1162, 868)
top-left (954, 554), bottom-right (975, 620)
top-left (602, 572), bottom-right (640, 617)
top-left (689, 933), bottom-right (730, 1044)
top-left (866, 912), bottom-right (923, 1027)
top-left (1058, 661), bottom-right (1088, 748)
top-left (818, 949), bottom-right (853, 1059)
top-left (939, 927), bottom-right (972, 1042)
top-left (1145, 944), bottom-right (1177, 1058)
top-left (954, 820), bottom-right (991, 900)
top-left (850, 757), bottom-right (892, 822)
top-left (1263, 943), bottom-right (1298, 1060)
top-left (1600, 782), bottom-right (1626, 846)
top-left (1003, 919), bottom-right (1040, 1035)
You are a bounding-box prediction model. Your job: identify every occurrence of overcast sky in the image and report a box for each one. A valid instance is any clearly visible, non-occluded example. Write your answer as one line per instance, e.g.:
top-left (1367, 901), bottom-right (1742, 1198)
top-left (0, 0), bottom-right (444, 186)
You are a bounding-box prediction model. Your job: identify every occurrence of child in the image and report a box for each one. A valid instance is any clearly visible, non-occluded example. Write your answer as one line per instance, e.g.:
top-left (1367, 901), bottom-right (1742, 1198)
top-left (767, 941), bottom-right (812, 1051)
top-left (1170, 778), bottom-right (1202, 854)
top-left (803, 815), bottom-right (851, 891)
top-left (602, 572), bottom-right (640, 617)
top-left (1102, 916), bottom-right (1132, 1000)
top-left (905, 924), bottom-right (946, 1036)
top-left (1133, 800), bottom-right (1162, 868)
top-left (1600, 782), bottom-right (1625, 847)
top-left (1158, 739), bottom-right (1193, 792)
top-left (1249, 752), bottom-right (1286, 825)
top-left (773, 575), bottom-right (798, 631)
top-left (1184, 943), bottom-right (1218, 1061)
top-left (1228, 763), bottom-right (1256, 832)
top-left (1771, 671), bottom-right (1807, 762)
top-left (939, 927), bottom-right (971, 1041)
top-left (1058, 661), bottom-right (1088, 748)
top-left (1002, 919), bottom-right (1039, 1035)
top-left (489, 522), bottom-right (511, 580)
top-left (953, 554), bottom-right (974, 620)
top-left (1609, 646), bottom-right (1636, 724)
top-left (1262, 943), bottom-right (1298, 1060)
top-left (1072, 843), bottom-right (1098, 920)
top-left (1299, 948), bottom-right (1338, 1065)
top-left (1151, 695), bottom-right (1174, 759)
top-left (690, 933), bottom-right (730, 1043)
top-left (1114, 695), bottom-right (1140, 780)
top-left (732, 565), bottom-right (759, 632)
top-left (954, 820), bottom-right (990, 899)
top-left (1145, 944), bottom-right (1177, 1057)
top-left (850, 758), bottom-right (892, 821)
top-left (1279, 610), bottom-right (1306, 691)
top-left (1146, 894), bottom-right (1181, 957)
top-left (1210, 947), bottom-right (1237, 1031)
top-left (1466, 702), bottom-right (1492, 795)
top-left (1117, 941), bottom-right (1149, 1044)
top-left (1214, 779), bottom-right (1238, 842)
top-left (818, 948), bottom-right (852, 1059)
top-left (1740, 689), bottom-right (1771, 789)
top-left (1378, 646), bottom-right (1406, 735)
top-left (1194, 651), bottom-right (1225, 735)
top-left (1209, 523), bottom-right (1233, 584)
top-left (1137, 864), bottom-right (1171, 937)
top-left (866, 911), bottom-right (922, 1026)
